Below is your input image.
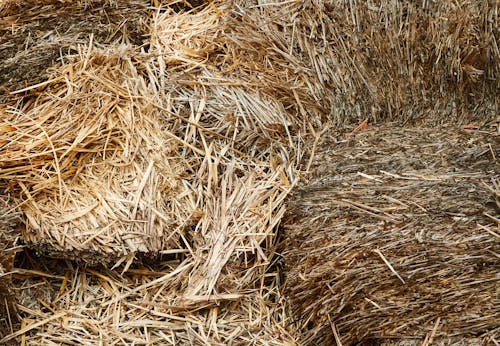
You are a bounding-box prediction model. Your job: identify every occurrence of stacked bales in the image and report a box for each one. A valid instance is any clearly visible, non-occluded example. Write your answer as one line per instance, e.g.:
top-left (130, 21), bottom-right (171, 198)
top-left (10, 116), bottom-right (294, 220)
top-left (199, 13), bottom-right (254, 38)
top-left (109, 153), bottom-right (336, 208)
top-left (237, 0), bottom-right (499, 123)
top-left (0, 0), bottom-right (498, 344)
top-left (283, 124), bottom-right (500, 344)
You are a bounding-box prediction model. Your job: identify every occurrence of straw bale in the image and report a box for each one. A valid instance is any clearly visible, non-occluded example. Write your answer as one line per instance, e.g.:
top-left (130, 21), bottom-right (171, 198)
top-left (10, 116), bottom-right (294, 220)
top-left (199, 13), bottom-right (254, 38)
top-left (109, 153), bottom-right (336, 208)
top-left (4, 0), bottom-right (497, 344)
top-left (1, 0), bottom-right (318, 263)
top-left (0, 48), bottom-right (198, 263)
top-left (283, 124), bottom-right (500, 344)
top-left (1, 0), bottom-right (316, 336)
top-left (236, 0), bottom-right (499, 124)
top-left (0, 0), bottom-right (149, 102)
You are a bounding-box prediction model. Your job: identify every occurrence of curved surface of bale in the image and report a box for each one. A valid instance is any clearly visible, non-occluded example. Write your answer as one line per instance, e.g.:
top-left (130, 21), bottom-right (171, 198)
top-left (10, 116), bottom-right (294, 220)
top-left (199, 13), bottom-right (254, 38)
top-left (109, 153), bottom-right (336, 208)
top-left (283, 124), bottom-right (499, 345)
top-left (0, 50), bottom-right (197, 263)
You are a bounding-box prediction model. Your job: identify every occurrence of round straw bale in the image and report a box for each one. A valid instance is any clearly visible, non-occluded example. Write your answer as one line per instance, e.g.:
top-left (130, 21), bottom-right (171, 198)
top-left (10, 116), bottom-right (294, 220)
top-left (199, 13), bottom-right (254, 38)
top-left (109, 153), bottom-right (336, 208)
top-left (283, 125), bottom-right (499, 345)
top-left (0, 48), bottom-right (197, 264)
top-left (236, 0), bottom-right (499, 124)
top-left (0, 0), bottom-right (319, 272)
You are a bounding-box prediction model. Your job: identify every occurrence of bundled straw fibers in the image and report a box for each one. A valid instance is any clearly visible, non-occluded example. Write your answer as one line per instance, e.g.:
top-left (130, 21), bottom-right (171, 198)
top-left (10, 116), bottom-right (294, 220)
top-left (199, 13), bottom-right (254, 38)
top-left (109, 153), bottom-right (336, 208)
top-left (2, 0), bottom-right (497, 344)
top-left (0, 0), bottom-right (319, 266)
top-left (0, 49), bottom-right (196, 262)
top-left (0, 0), bottom-right (149, 102)
top-left (237, 0), bottom-right (499, 124)
top-left (0, 2), bottom-right (314, 344)
top-left (4, 262), bottom-right (297, 344)
top-left (283, 125), bottom-right (500, 344)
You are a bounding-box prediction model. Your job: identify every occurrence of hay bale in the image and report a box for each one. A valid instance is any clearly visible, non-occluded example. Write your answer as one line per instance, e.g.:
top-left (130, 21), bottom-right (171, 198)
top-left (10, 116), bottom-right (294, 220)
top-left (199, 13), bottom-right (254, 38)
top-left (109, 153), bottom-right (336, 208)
top-left (0, 0), bottom-right (320, 267)
top-left (237, 0), bottom-right (499, 124)
top-left (1, 0), bottom-right (318, 266)
top-left (0, 0), bottom-right (149, 102)
top-left (0, 48), bottom-right (198, 263)
top-left (283, 124), bottom-right (499, 344)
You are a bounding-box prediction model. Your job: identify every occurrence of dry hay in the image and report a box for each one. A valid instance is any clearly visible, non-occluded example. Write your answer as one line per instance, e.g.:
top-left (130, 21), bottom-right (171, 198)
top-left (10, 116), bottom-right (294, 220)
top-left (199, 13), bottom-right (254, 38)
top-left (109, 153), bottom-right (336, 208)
top-left (0, 194), bottom-right (20, 340)
top-left (375, 337), bottom-right (487, 346)
top-left (0, 48), bottom-right (197, 263)
top-left (0, 0), bottom-right (498, 345)
top-left (1, 256), bottom-right (296, 345)
top-left (283, 123), bottom-right (500, 345)
top-left (0, 0), bottom-right (318, 264)
top-left (0, 0), bottom-right (318, 344)
top-left (0, 0), bottom-right (149, 102)
top-left (236, 0), bottom-right (499, 124)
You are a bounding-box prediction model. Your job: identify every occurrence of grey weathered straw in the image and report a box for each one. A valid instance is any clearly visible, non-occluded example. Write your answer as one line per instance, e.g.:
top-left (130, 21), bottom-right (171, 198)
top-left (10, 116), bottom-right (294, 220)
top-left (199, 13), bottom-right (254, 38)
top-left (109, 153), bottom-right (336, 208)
top-left (283, 125), bottom-right (499, 345)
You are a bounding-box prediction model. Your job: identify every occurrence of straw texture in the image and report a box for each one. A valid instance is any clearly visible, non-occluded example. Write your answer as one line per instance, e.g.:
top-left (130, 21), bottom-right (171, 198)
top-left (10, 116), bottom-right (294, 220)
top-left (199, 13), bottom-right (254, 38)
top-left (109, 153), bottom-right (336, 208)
top-left (145, 1), bottom-right (320, 296)
top-left (283, 124), bottom-right (500, 345)
top-left (0, 49), bottom-right (197, 262)
top-left (1, 1), bottom-right (313, 344)
top-left (4, 255), bottom-right (296, 345)
top-left (0, 0), bottom-right (498, 344)
top-left (0, 0), bottom-right (149, 103)
top-left (0, 195), bottom-right (19, 340)
top-left (236, 0), bottom-right (499, 124)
